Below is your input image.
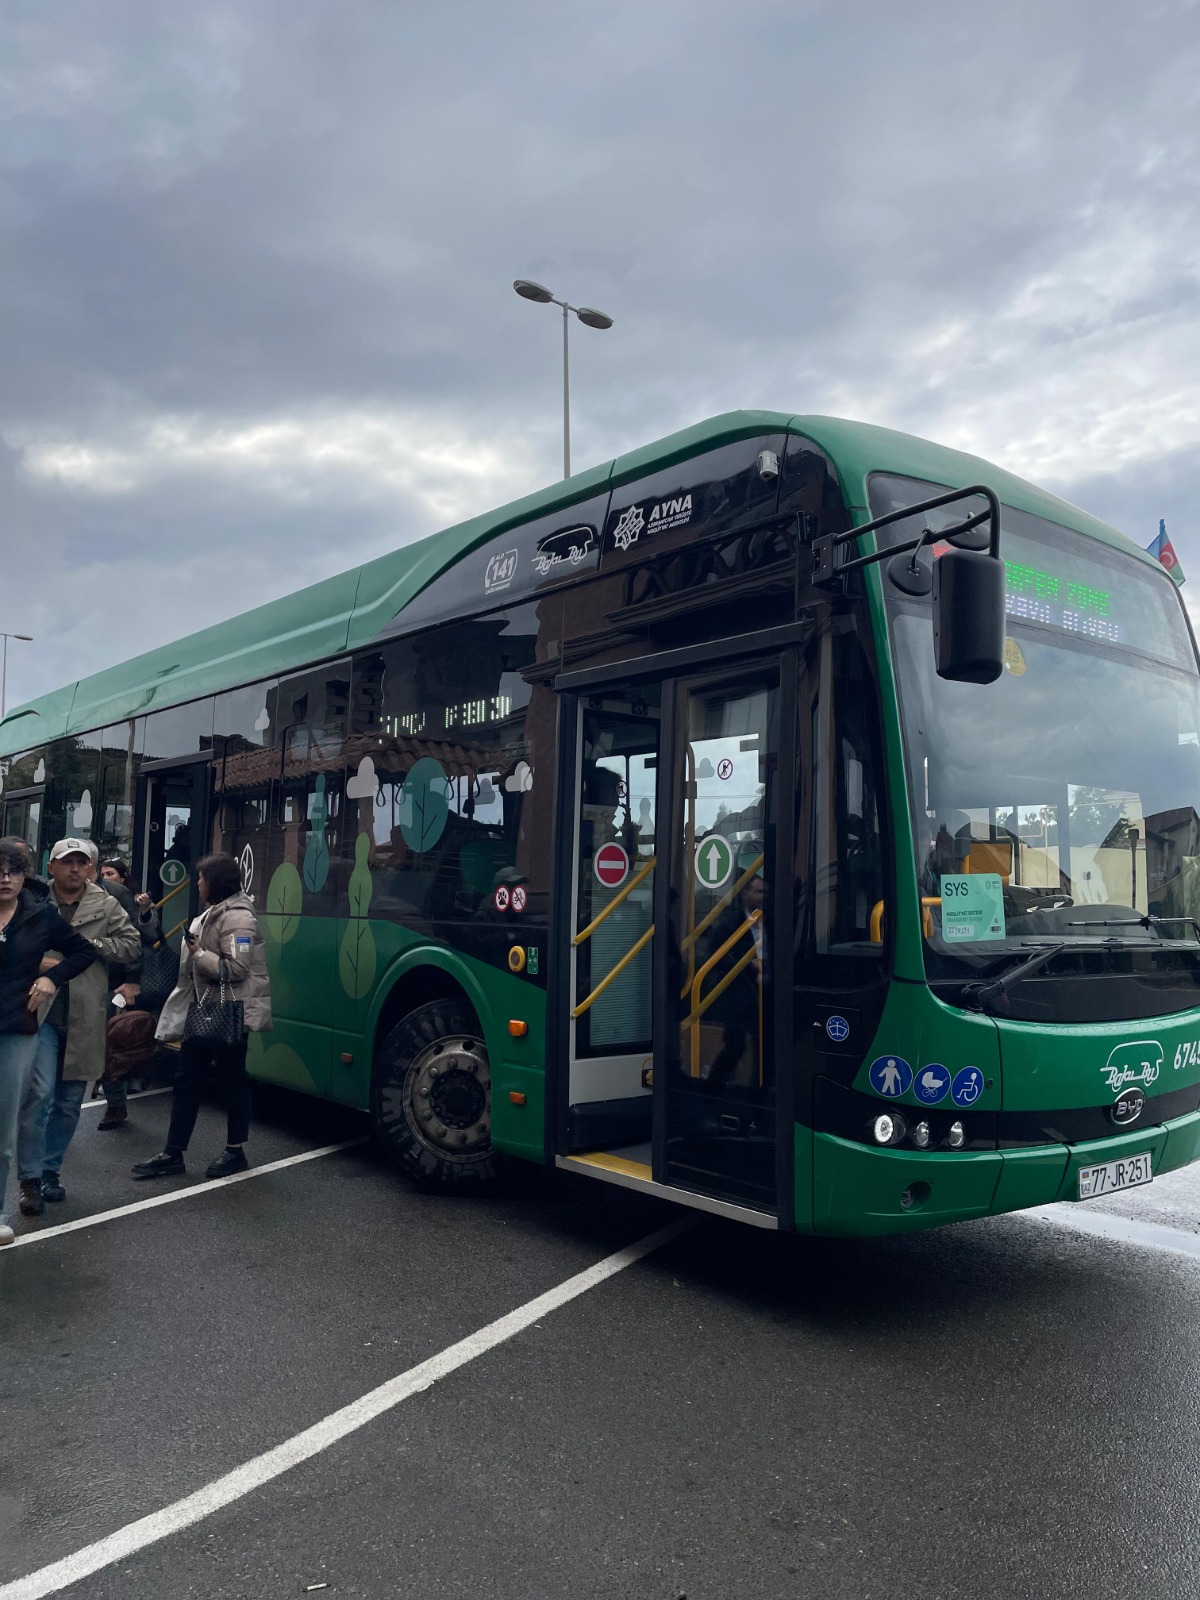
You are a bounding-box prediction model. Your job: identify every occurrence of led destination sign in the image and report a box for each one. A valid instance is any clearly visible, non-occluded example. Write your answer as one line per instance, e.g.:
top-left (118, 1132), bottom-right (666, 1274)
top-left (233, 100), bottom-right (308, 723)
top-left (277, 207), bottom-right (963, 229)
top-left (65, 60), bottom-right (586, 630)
top-left (1003, 560), bottom-right (1117, 643)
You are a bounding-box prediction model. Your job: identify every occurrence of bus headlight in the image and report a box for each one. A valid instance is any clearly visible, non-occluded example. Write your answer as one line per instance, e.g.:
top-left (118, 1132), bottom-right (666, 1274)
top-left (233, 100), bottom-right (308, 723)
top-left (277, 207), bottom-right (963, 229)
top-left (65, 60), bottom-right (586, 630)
top-left (911, 1120), bottom-right (932, 1149)
top-left (872, 1112), bottom-right (906, 1146)
top-left (947, 1120), bottom-right (966, 1149)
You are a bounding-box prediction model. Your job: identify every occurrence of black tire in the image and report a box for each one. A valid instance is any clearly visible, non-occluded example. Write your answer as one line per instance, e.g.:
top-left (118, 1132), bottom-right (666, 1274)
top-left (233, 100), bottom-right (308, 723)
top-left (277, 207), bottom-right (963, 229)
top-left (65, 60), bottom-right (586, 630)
top-left (371, 998), bottom-right (497, 1190)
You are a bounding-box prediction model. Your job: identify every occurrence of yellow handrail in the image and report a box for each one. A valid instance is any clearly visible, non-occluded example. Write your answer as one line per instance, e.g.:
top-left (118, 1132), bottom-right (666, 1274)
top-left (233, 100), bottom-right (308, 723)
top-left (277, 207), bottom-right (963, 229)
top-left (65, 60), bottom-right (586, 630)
top-left (870, 897), bottom-right (941, 942)
top-left (571, 924), bottom-right (655, 1018)
top-left (572, 855), bottom-right (656, 946)
top-left (686, 909), bottom-right (762, 1075)
top-left (679, 853), bottom-right (764, 1000)
top-left (153, 878), bottom-right (190, 912)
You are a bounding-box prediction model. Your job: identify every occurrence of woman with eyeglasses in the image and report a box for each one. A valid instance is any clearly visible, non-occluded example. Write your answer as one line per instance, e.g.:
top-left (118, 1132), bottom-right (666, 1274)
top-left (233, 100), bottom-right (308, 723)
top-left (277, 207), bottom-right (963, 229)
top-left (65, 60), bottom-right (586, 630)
top-left (0, 836), bottom-right (98, 1244)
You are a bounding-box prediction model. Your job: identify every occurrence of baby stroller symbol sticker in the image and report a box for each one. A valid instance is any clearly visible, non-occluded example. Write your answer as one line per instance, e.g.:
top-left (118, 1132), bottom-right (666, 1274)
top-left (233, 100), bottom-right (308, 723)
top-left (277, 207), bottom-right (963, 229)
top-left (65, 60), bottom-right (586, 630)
top-left (868, 1056), bottom-right (912, 1098)
top-left (951, 1066), bottom-right (984, 1107)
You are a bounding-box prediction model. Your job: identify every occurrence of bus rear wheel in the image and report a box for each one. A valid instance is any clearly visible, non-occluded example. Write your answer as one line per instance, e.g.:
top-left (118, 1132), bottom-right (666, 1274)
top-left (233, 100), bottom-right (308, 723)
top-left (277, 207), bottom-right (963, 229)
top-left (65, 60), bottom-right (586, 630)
top-left (371, 999), bottom-right (497, 1190)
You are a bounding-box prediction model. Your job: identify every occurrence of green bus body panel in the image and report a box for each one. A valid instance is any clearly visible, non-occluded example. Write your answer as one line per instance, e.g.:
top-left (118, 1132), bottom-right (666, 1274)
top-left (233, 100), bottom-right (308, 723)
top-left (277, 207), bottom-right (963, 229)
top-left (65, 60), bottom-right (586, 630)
top-left (0, 410), bottom-right (1158, 754)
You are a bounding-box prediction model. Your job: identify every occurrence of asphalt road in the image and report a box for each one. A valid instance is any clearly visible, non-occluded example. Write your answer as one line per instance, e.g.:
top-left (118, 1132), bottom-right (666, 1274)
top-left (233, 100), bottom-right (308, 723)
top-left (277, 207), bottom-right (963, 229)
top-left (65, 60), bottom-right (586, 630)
top-left (4, 1087), bottom-right (1200, 1600)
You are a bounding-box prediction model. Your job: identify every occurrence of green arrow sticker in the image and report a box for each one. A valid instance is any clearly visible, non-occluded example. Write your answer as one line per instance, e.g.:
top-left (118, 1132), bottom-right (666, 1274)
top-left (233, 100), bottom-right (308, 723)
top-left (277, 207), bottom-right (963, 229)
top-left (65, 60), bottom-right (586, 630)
top-left (159, 858), bottom-right (188, 889)
top-left (694, 834), bottom-right (734, 890)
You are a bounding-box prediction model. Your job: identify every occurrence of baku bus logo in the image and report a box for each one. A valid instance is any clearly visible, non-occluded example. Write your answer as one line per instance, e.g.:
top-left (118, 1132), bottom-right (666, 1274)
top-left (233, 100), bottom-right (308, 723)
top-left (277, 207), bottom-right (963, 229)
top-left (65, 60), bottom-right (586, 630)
top-left (533, 525), bottom-right (595, 576)
top-left (1103, 1039), bottom-right (1163, 1092)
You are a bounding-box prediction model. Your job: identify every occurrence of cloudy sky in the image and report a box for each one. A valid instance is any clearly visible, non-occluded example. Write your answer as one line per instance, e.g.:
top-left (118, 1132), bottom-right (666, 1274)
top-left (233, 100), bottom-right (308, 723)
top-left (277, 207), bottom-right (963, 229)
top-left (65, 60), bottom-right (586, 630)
top-left (3, 0), bottom-right (1199, 708)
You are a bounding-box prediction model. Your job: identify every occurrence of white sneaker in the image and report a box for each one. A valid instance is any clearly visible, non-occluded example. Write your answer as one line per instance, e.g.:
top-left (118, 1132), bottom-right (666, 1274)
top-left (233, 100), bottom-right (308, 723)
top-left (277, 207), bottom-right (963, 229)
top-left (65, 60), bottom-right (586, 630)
top-left (0, 1221), bottom-right (14, 1246)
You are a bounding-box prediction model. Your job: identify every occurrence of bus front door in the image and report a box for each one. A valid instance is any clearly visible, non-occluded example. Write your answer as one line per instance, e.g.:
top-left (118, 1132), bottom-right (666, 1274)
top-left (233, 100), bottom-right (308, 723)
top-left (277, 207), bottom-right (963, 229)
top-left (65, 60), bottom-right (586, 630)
top-left (560, 665), bottom-right (781, 1217)
top-left (137, 758), bottom-right (213, 943)
top-left (659, 670), bottom-right (779, 1212)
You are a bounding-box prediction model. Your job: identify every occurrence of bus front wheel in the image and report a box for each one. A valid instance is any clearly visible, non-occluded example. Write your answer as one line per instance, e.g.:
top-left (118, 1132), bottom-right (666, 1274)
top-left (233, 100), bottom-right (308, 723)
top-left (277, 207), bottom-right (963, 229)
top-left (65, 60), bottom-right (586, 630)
top-left (371, 999), bottom-right (497, 1190)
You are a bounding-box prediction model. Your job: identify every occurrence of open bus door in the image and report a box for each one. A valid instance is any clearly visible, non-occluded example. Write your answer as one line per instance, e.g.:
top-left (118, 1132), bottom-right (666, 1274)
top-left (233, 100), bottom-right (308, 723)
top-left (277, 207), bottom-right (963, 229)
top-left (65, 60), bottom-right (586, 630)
top-left (552, 653), bottom-right (795, 1226)
top-left (136, 755), bottom-right (214, 946)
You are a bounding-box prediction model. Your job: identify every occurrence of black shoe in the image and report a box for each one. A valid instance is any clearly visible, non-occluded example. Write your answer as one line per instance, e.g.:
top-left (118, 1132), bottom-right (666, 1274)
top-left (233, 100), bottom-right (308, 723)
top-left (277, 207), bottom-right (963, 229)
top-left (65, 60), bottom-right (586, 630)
top-left (19, 1179), bottom-right (45, 1216)
top-left (132, 1152), bottom-right (185, 1180)
top-left (205, 1147), bottom-right (249, 1179)
top-left (41, 1171), bottom-right (65, 1202)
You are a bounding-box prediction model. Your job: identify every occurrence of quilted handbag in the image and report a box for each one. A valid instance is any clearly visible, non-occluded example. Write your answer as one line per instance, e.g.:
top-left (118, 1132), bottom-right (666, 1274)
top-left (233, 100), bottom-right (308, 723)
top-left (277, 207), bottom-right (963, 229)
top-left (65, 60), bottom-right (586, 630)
top-left (183, 958), bottom-right (245, 1047)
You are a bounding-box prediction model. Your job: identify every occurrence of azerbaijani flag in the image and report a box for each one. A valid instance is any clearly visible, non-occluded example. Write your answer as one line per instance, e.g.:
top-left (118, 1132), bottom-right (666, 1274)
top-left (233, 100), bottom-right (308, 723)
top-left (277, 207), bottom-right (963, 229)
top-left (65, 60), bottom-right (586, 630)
top-left (1148, 519), bottom-right (1186, 587)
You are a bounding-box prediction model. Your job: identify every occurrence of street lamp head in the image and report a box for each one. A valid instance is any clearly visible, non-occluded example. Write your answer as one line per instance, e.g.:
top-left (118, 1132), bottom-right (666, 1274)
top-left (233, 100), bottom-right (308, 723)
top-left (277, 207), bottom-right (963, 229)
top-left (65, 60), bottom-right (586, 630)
top-left (513, 279), bottom-right (555, 304)
top-left (575, 307), bottom-right (613, 330)
top-left (14, 634), bottom-right (32, 642)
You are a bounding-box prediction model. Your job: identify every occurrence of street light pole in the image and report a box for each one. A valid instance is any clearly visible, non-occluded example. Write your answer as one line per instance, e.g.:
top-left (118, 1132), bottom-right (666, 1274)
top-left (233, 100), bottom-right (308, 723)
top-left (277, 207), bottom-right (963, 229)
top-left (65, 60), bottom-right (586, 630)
top-left (514, 280), bottom-right (614, 479)
top-left (0, 633), bottom-right (33, 720)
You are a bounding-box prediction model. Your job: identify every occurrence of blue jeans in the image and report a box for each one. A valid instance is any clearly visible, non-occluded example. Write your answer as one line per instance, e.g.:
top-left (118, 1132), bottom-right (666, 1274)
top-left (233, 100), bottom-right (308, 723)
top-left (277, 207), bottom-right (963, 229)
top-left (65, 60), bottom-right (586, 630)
top-left (19, 1024), bottom-right (86, 1179)
top-left (0, 1032), bottom-right (40, 1226)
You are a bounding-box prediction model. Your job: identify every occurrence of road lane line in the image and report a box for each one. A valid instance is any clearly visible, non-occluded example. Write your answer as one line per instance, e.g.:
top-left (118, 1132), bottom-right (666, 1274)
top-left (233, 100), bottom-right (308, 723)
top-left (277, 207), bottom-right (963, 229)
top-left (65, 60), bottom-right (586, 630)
top-left (1035, 1202), bottom-right (1200, 1260)
top-left (0, 1213), bottom-right (694, 1600)
top-left (80, 1086), bottom-right (172, 1109)
top-left (5, 1140), bottom-right (368, 1250)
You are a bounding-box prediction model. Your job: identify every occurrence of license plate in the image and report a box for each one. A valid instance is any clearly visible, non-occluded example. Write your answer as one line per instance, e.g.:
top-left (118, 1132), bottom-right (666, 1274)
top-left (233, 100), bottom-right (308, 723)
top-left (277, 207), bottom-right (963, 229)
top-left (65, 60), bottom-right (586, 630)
top-left (1078, 1152), bottom-right (1153, 1200)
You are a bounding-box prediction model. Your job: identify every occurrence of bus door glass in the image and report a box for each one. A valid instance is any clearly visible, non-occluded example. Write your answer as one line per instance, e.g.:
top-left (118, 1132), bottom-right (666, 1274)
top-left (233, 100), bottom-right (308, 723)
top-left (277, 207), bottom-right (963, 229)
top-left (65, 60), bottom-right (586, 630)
top-left (566, 690), bottom-right (661, 1156)
top-left (663, 672), bottom-right (779, 1211)
top-left (139, 761), bottom-right (211, 944)
top-left (2, 790), bottom-right (43, 859)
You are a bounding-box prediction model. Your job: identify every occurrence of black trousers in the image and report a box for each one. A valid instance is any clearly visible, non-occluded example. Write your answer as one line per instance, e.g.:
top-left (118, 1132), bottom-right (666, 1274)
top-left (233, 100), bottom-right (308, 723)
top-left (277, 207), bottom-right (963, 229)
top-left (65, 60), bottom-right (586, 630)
top-left (166, 1036), bottom-right (251, 1154)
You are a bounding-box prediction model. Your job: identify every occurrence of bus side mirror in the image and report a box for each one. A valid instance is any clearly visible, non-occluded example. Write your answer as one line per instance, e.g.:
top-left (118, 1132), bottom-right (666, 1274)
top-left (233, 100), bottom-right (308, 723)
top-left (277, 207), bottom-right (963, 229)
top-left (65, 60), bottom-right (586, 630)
top-left (933, 549), bottom-right (1005, 683)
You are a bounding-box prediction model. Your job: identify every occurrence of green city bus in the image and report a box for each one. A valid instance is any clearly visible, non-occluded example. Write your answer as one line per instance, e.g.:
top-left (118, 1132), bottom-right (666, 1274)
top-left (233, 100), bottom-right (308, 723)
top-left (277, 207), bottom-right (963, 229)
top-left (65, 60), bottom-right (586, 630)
top-left (4, 411), bottom-right (1200, 1235)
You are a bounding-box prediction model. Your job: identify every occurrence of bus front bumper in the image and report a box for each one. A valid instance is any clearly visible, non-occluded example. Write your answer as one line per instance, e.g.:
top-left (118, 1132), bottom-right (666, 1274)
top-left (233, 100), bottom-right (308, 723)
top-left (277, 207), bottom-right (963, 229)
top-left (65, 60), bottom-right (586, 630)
top-left (810, 1110), bottom-right (1200, 1237)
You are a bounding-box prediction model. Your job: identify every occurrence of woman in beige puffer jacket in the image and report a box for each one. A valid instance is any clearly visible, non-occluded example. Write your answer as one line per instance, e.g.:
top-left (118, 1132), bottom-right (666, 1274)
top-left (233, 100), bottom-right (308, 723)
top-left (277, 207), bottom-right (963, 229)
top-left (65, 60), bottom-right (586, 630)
top-left (134, 853), bottom-right (272, 1182)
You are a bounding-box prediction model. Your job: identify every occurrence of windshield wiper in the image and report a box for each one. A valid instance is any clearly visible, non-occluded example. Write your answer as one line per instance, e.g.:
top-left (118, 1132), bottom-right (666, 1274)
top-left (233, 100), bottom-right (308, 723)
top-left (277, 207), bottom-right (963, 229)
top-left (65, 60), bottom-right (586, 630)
top-left (961, 943), bottom-right (1067, 1013)
top-left (1067, 914), bottom-right (1200, 942)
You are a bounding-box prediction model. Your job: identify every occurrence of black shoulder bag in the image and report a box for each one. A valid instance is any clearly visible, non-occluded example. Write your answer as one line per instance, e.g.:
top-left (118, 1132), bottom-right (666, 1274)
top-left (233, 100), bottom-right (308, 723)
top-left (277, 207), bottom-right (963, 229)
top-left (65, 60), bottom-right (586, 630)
top-left (183, 958), bottom-right (245, 1046)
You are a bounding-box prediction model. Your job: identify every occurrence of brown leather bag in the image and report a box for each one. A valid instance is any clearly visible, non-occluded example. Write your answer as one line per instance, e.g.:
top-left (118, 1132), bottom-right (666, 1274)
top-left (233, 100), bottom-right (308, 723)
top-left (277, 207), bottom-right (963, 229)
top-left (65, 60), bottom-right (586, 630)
top-left (104, 1010), bottom-right (159, 1082)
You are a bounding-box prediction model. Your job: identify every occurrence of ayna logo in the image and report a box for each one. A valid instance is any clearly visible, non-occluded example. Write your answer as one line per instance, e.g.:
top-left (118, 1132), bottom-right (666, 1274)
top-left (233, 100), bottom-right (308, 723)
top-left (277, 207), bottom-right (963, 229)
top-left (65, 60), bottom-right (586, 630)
top-left (1103, 1039), bottom-right (1163, 1093)
top-left (484, 549), bottom-right (518, 595)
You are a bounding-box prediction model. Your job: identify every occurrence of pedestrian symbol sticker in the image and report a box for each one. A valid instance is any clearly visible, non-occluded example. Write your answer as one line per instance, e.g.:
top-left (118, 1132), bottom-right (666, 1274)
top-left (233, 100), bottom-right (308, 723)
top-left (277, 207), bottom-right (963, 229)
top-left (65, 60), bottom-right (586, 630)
top-left (593, 841), bottom-right (630, 890)
top-left (694, 835), bottom-right (734, 890)
top-left (914, 1063), bottom-right (950, 1104)
top-left (159, 858), bottom-right (187, 890)
top-left (951, 1066), bottom-right (984, 1106)
top-left (868, 1055), bottom-right (912, 1098)
top-left (825, 1014), bottom-right (850, 1043)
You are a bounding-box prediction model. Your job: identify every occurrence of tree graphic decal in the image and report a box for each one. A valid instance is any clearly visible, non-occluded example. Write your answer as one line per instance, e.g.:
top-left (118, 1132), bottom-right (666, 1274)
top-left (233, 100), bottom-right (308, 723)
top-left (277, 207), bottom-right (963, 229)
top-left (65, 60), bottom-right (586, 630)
top-left (399, 757), bottom-right (450, 852)
top-left (303, 774), bottom-right (331, 892)
top-left (263, 862), bottom-right (303, 944)
top-left (339, 831), bottom-right (377, 999)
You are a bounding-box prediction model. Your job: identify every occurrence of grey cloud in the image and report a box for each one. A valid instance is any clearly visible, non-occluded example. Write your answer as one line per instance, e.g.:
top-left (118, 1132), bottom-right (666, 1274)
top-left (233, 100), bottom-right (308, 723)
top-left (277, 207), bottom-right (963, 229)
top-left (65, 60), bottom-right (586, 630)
top-left (3, 0), bottom-right (1200, 703)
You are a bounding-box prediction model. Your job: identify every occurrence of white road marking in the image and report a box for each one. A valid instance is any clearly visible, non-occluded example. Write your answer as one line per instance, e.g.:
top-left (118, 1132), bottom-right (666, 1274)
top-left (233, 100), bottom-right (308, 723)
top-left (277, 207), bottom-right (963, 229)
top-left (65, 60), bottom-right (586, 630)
top-left (5, 1140), bottom-right (368, 1250)
top-left (0, 1214), bottom-right (694, 1600)
top-left (1035, 1202), bottom-right (1200, 1260)
top-left (80, 1086), bottom-right (172, 1109)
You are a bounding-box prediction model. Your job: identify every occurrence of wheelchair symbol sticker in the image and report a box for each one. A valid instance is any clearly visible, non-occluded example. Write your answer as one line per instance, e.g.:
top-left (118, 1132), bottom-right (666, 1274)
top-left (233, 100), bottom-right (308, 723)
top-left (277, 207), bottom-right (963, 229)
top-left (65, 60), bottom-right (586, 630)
top-left (868, 1056), bottom-right (912, 1098)
top-left (951, 1066), bottom-right (985, 1107)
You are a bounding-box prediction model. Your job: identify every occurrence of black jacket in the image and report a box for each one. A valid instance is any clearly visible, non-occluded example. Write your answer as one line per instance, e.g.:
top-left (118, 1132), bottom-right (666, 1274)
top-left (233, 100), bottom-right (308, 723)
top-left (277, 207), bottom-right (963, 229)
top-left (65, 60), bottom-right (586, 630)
top-left (0, 888), bottom-right (98, 1037)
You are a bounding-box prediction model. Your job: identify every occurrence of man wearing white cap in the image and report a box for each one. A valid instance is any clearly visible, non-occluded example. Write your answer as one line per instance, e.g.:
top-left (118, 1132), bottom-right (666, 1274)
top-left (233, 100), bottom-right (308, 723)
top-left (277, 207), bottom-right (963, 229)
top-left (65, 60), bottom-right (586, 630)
top-left (17, 838), bottom-right (140, 1211)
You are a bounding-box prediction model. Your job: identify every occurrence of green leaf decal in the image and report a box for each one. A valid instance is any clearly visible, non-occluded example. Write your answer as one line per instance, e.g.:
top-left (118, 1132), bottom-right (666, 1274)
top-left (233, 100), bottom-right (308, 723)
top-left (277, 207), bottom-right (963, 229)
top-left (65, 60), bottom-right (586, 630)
top-left (339, 832), bottom-right (377, 999)
top-left (400, 756), bottom-right (450, 853)
top-left (263, 862), bottom-right (303, 944)
top-left (303, 774), bottom-right (331, 893)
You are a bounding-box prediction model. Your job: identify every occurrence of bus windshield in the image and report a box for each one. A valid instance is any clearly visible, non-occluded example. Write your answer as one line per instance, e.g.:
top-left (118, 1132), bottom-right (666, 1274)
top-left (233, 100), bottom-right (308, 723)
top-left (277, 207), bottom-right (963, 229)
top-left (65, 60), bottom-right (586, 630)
top-left (872, 475), bottom-right (1200, 973)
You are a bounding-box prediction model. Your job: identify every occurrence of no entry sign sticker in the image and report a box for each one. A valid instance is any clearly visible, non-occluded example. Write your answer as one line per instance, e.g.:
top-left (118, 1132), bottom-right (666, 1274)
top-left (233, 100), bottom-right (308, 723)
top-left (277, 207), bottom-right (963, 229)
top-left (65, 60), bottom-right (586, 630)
top-left (593, 841), bottom-right (630, 890)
